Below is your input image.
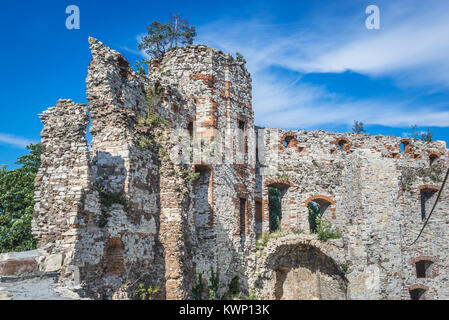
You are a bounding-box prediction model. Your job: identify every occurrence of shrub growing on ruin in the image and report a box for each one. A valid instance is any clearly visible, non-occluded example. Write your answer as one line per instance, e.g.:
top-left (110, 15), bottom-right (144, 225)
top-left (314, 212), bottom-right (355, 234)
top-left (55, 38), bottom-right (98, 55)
top-left (352, 120), bottom-right (366, 134)
top-left (138, 14), bottom-right (196, 59)
top-left (192, 272), bottom-right (204, 300)
top-left (315, 215), bottom-right (342, 241)
top-left (245, 290), bottom-right (263, 300)
top-left (135, 283), bottom-right (161, 300)
top-left (411, 125), bottom-right (433, 142)
top-left (208, 267), bottom-right (220, 300)
top-left (235, 52), bottom-right (246, 64)
top-left (0, 144), bottom-right (40, 253)
top-left (228, 276), bottom-right (240, 299)
top-left (97, 187), bottom-right (128, 208)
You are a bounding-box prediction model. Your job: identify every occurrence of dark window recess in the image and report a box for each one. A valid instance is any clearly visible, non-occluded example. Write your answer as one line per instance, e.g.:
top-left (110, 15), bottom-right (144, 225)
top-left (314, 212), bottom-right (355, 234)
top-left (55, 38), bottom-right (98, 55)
top-left (410, 288), bottom-right (426, 300)
top-left (188, 122), bottom-right (194, 137)
top-left (255, 200), bottom-right (263, 223)
top-left (420, 189), bottom-right (437, 220)
top-left (416, 260), bottom-right (434, 278)
top-left (238, 120), bottom-right (247, 155)
top-left (429, 154), bottom-right (438, 166)
top-left (283, 136), bottom-right (294, 148)
top-left (337, 139), bottom-right (347, 151)
top-left (239, 198), bottom-right (246, 245)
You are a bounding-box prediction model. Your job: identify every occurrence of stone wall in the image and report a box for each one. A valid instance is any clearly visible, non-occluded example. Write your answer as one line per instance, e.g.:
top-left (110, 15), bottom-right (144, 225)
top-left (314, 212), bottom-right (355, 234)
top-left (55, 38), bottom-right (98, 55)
top-left (255, 128), bottom-right (449, 299)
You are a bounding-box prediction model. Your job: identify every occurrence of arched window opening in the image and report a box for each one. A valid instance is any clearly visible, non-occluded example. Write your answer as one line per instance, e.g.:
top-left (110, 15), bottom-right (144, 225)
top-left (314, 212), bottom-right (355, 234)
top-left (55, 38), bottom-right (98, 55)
top-left (307, 198), bottom-right (332, 233)
top-left (420, 187), bottom-right (438, 221)
top-left (429, 154), bottom-right (439, 166)
top-left (282, 135), bottom-right (296, 148)
top-left (400, 140), bottom-right (410, 155)
top-left (409, 288), bottom-right (426, 300)
top-left (334, 138), bottom-right (350, 153)
top-left (416, 260), bottom-right (434, 278)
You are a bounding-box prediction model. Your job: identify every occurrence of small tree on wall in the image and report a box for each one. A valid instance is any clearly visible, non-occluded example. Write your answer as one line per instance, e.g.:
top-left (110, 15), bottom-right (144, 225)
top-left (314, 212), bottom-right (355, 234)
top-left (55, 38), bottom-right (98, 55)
top-left (138, 14), bottom-right (196, 59)
top-left (352, 120), bottom-right (366, 134)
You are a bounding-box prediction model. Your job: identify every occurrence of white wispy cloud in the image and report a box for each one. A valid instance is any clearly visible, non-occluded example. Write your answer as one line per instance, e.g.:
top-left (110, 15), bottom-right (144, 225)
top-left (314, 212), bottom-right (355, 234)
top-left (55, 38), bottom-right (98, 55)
top-left (193, 0), bottom-right (449, 129)
top-left (0, 133), bottom-right (35, 148)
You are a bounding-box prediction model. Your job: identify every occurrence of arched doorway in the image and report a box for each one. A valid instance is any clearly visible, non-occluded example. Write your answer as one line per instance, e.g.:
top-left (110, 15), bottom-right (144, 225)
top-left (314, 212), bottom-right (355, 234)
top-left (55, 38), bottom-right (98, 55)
top-left (261, 242), bottom-right (347, 300)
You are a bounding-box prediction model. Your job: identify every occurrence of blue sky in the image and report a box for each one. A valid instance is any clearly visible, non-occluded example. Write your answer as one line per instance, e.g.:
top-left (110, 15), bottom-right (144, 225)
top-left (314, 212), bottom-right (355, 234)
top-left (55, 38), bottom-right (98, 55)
top-left (2, 0), bottom-right (449, 168)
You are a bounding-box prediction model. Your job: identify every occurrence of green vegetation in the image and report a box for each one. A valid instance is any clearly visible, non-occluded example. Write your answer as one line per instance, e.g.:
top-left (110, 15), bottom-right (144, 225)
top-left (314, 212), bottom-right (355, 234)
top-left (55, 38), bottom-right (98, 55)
top-left (340, 263), bottom-right (348, 274)
top-left (96, 186), bottom-right (128, 228)
top-left (411, 125), bottom-right (433, 142)
top-left (97, 187), bottom-right (128, 208)
top-left (0, 144), bottom-right (40, 253)
top-left (228, 276), bottom-right (240, 299)
top-left (352, 120), bottom-right (366, 134)
top-left (138, 14), bottom-right (196, 59)
top-left (134, 283), bottom-right (161, 300)
top-left (315, 215), bottom-right (342, 241)
top-left (255, 229), bottom-right (288, 248)
top-left (208, 267), bottom-right (220, 300)
top-left (192, 272), bottom-right (204, 300)
top-left (191, 268), bottom-right (222, 300)
top-left (235, 52), bottom-right (246, 64)
top-left (245, 290), bottom-right (263, 300)
top-left (308, 201), bottom-right (341, 241)
top-left (184, 171), bottom-right (201, 182)
top-left (132, 59), bottom-right (150, 76)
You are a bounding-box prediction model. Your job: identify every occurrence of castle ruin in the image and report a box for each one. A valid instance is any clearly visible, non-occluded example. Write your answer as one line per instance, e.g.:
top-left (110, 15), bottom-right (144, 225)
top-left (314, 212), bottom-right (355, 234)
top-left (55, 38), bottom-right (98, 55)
top-left (25, 38), bottom-right (449, 299)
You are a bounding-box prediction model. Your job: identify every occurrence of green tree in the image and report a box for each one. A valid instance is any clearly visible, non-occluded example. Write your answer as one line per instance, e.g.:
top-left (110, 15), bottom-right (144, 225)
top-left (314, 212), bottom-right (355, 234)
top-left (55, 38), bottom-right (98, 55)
top-left (411, 125), bottom-right (433, 142)
top-left (0, 143), bottom-right (40, 253)
top-left (421, 127), bottom-right (433, 142)
top-left (235, 52), bottom-right (246, 64)
top-left (268, 187), bottom-right (281, 232)
top-left (138, 14), bottom-right (196, 59)
top-left (352, 120), bottom-right (366, 134)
